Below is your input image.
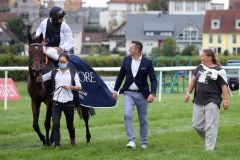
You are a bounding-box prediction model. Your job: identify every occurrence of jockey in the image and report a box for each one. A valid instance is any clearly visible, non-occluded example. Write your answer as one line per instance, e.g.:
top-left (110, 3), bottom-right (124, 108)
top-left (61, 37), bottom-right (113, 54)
top-left (36, 6), bottom-right (74, 61)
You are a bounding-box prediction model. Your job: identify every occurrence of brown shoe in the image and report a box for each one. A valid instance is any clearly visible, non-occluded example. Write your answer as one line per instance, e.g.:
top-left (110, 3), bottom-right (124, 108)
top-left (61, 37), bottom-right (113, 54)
top-left (70, 138), bottom-right (76, 145)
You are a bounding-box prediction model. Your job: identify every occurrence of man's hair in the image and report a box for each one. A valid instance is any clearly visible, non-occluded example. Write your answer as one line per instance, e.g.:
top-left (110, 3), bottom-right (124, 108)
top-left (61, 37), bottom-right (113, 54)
top-left (59, 53), bottom-right (69, 61)
top-left (132, 40), bottom-right (143, 52)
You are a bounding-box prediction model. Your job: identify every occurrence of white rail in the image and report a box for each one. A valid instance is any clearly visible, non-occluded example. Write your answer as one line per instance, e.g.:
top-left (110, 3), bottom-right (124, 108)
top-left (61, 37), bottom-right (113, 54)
top-left (1, 66), bottom-right (240, 110)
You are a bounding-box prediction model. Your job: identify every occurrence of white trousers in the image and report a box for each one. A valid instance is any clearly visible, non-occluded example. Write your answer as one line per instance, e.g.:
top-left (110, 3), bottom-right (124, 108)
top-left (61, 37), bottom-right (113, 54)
top-left (192, 102), bottom-right (219, 151)
top-left (43, 46), bottom-right (60, 61)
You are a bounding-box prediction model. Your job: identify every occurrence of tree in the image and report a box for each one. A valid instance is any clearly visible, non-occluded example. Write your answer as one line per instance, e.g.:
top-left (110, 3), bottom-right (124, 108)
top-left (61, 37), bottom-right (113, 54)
top-left (150, 47), bottom-right (161, 56)
top-left (147, 0), bottom-right (168, 12)
top-left (161, 37), bottom-right (177, 56)
top-left (6, 17), bottom-right (26, 42)
top-left (223, 49), bottom-right (229, 56)
top-left (181, 45), bottom-right (199, 56)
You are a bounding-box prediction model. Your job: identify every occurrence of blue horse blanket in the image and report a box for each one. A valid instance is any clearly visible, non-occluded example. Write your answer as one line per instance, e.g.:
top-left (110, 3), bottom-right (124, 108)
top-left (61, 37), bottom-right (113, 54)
top-left (68, 54), bottom-right (116, 108)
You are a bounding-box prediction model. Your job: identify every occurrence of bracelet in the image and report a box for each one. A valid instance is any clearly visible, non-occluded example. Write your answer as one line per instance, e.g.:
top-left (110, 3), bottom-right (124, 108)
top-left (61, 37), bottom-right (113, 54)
top-left (186, 92), bottom-right (191, 95)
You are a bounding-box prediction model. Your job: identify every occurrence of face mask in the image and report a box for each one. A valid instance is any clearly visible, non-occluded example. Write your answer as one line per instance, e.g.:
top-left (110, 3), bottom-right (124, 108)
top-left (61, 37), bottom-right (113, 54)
top-left (58, 63), bottom-right (68, 69)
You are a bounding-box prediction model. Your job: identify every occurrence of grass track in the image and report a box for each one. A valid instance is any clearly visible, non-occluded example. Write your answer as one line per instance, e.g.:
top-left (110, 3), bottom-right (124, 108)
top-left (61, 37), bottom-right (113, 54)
top-left (0, 82), bottom-right (240, 160)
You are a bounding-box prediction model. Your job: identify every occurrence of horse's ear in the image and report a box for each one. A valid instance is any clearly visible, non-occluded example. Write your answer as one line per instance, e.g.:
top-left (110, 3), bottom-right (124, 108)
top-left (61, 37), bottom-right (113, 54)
top-left (26, 25), bottom-right (32, 44)
top-left (38, 33), bottom-right (43, 43)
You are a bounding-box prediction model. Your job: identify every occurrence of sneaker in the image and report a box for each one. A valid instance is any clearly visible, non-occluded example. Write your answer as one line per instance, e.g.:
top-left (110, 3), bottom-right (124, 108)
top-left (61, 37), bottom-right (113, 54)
top-left (126, 141), bottom-right (136, 149)
top-left (55, 145), bottom-right (60, 150)
top-left (141, 144), bottom-right (147, 149)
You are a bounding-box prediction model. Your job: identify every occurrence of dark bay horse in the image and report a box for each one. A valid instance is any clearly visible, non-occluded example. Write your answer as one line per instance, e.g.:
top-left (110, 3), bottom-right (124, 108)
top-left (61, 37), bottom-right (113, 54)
top-left (27, 33), bottom-right (92, 146)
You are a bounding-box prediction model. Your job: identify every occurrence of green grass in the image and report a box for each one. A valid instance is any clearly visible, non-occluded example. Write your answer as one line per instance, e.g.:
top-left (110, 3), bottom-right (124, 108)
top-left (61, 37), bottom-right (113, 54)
top-left (0, 82), bottom-right (240, 160)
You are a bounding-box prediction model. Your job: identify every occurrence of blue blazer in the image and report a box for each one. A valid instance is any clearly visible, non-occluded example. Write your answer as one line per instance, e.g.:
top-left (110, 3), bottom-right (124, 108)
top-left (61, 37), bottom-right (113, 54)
top-left (114, 55), bottom-right (157, 99)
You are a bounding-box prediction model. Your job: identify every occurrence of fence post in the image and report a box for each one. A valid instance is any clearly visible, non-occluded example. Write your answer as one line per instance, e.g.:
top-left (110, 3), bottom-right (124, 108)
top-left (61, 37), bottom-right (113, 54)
top-left (158, 71), bottom-right (163, 102)
top-left (239, 69), bottom-right (240, 95)
top-left (4, 71), bottom-right (8, 110)
top-left (188, 70), bottom-right (192, 84)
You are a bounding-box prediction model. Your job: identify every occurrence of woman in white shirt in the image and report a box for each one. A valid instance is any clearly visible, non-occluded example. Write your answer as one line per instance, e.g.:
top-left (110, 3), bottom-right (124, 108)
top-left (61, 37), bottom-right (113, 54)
top-left (42, 53), bottom-right (81, 148)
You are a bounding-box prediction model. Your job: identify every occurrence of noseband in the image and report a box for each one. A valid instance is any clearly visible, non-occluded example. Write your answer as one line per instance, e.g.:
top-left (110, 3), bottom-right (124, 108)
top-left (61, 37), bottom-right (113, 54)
top-left (29, 43), bottom-right (45, 70)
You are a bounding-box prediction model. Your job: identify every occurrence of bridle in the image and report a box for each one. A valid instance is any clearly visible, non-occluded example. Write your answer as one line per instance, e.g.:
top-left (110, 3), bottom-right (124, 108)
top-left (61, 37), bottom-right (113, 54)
top-left (28, 43), bottom-right (46, 80)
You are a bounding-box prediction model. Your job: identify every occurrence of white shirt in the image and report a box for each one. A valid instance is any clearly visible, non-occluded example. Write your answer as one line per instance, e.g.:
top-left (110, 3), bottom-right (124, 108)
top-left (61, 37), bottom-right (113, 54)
top-left (128, 55), bottom-right (142, 90)
top-left (42, 69), bottom-right (81, 103)
top-left (36, 18), bottom-right (74, 51)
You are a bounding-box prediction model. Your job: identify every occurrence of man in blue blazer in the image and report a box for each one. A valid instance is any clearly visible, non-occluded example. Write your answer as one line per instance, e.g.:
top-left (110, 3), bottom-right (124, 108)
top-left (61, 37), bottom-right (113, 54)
top-left (112, 40), bottom-right (157, 149)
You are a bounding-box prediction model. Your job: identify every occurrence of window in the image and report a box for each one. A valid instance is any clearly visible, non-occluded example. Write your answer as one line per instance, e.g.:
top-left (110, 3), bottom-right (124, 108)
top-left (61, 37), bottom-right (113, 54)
top-left (218, 34), bottom-right (221, 44)
top-left (235, 19), bottom-right (240, 29)
top-left (238, 48), bottom-right (240, 54)
top-left (211, 19), bottom-right (220, 29)
top-left (233, 47), bottom-right (236, 54)
top-left (209, 34), bottom-right (213, 43)
top-left (145, 32), bottom-right (154, 36)
top-left (186, 2), bottom-right (194, 12)
top-left (176, 22), bottom-right (202, 42)
top-left (175, 2), bottom-right (182, 12)
top-left (233, 34), bottom-right (237, 44)
top-left (197, 2), bottom-right (206, 12)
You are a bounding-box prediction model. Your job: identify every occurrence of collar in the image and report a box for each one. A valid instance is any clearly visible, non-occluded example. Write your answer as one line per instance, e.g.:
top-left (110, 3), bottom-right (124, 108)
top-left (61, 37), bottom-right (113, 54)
top-left (57, 68), bottom-right (70, 73)
top-left (131, 54), bottom-right (142, 61)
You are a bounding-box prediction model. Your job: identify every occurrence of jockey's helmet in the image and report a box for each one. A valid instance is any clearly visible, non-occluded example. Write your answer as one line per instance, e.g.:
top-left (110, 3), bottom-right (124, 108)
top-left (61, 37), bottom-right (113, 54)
top-left (49, 6), bottom-right (66, 20)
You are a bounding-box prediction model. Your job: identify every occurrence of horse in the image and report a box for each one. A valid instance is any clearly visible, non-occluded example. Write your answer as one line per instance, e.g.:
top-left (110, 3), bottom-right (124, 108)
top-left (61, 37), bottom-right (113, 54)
top-left (27, 33), bottom-right (92, 145)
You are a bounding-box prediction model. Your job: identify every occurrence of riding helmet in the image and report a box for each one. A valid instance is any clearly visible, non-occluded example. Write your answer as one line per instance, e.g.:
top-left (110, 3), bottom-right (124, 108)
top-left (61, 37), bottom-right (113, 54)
top-left (49, 6), bottom-right (66, 20)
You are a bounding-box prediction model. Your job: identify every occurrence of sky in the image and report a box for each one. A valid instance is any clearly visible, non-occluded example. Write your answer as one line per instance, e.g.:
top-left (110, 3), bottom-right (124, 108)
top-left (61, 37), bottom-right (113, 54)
top-left (84, 0), bottom-right (229, 8)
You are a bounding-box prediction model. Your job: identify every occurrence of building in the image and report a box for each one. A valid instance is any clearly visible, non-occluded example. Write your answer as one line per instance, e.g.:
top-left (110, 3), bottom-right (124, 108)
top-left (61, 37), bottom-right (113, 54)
top-left (168, 0), bottom-right (225, 15)
top-left (125, 13), bottom-right (204, 55)
top-left (46, 0), bottom-right (82, 11)
top-left (202, 9), bottom-right (240, 55)
top-left (10, 0), bottom-right (40, 24)
top-left (100, 0), bottom-right (150, 32)
top-left (0, 13), bottom-right (20, 45)
top-left (64, 0), bottom-right (82, 11)
top-left (82, 32), bottom-right (108, 55)
top-left (229, 0), bottom-right (240, 9)
top-left (169, 0), bottom-right (211, 15)
top-left (82, 7), bottom-right (105, 27)
top-left (108, 21), bottom-right (126, 53)
top-left (210, 2), bottom-right (224, 10)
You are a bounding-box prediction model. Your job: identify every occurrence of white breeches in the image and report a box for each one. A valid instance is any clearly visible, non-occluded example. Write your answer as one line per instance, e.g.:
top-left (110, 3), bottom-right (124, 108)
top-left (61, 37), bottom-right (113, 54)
top-left (43, 46), bottom-right (59, 61)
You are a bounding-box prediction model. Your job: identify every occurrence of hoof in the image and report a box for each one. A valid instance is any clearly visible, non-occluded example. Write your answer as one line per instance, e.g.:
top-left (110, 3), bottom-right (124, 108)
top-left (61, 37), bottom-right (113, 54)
top-left (45, 141), bottom-right (51, 146)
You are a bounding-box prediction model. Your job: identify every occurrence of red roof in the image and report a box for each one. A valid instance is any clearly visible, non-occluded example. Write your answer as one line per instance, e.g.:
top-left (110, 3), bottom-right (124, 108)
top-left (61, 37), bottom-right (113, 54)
top-left (108, 0), bottom-right (151, 4)
top-left (203, 9), bottom-right (240, 33)
top-left (0, 13), bottom-right (19, 22)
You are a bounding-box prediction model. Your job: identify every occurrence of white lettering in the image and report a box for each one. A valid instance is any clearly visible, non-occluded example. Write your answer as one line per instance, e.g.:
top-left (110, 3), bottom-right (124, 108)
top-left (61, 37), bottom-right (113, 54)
top-left (77, 71), bottom-right (96, 83)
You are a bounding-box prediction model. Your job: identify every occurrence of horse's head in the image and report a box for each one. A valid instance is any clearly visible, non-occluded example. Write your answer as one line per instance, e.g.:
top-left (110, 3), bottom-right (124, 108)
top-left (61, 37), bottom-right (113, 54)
top-left (28, 33), bottom-right (45, 81)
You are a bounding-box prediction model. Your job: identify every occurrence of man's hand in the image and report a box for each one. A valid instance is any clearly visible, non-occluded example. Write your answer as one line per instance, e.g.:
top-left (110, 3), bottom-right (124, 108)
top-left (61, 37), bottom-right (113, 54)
top-left (147, 94), bottom-right (155, 103)
top-left (223, 100), bottom-right (229, 110)
top-left (112, 92), bottom-right (118, 100)
top-left (184, 94), bottom-right (191, 103)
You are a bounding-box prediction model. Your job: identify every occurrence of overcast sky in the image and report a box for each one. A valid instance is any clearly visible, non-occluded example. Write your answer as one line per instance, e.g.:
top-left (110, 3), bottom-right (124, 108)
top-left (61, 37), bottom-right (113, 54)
top-left (84, 0), bottom-right (229, 8)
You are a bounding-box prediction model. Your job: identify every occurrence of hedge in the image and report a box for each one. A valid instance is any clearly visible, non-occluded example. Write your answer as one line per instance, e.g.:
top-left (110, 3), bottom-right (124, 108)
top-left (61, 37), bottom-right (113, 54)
top-left (0, 54), bottom-right (240, 81)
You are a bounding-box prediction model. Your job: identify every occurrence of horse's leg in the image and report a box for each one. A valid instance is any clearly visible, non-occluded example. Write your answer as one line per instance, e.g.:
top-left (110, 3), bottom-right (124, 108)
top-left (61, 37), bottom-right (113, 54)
top-left (44, 99), bottom-right (52, 146)
top-left (32, 100), bottom-right (45, 145)
top-left (81, 106), bottom-right (91, 143)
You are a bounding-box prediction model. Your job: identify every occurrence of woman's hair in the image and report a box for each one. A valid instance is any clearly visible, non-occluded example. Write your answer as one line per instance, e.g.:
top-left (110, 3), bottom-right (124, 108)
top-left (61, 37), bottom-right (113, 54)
top-left (59, 53), bottom-right (69, 61)
top-left (203, 49), bottom-right (219, 65)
